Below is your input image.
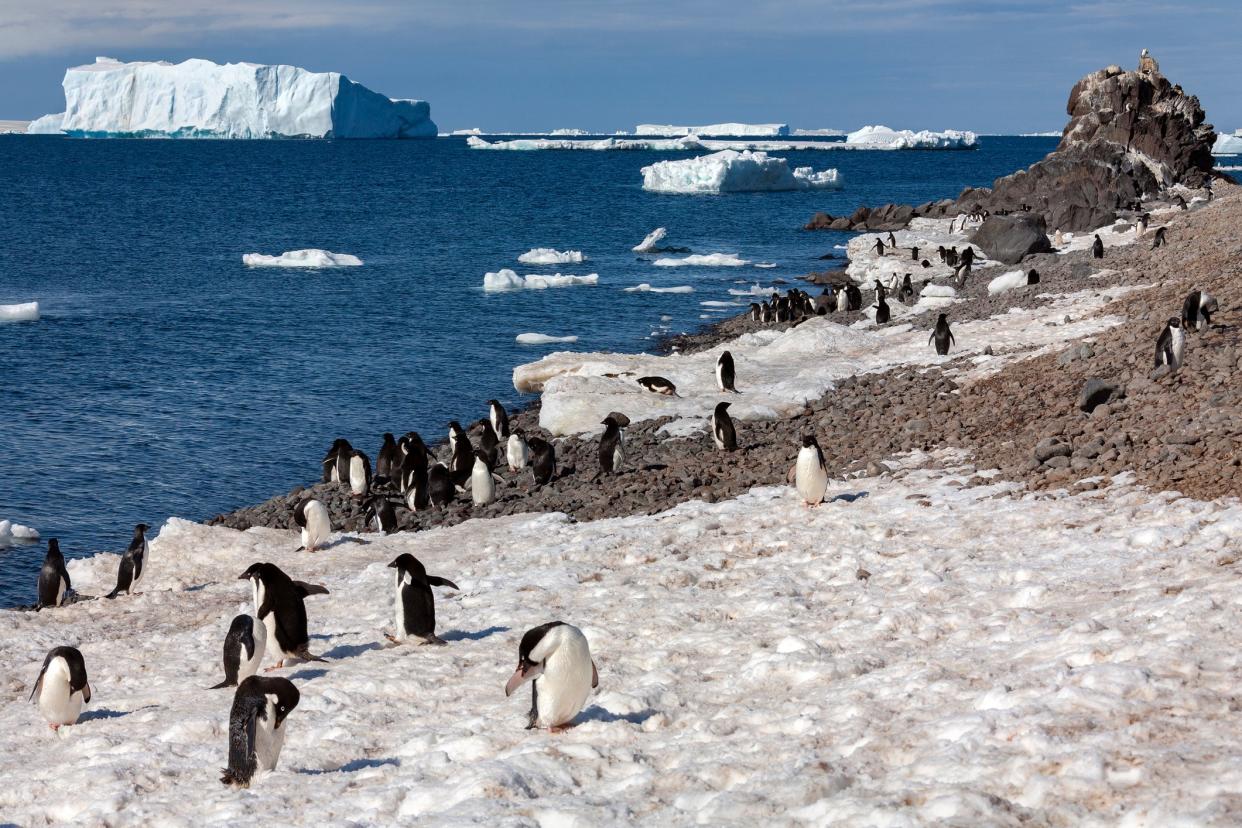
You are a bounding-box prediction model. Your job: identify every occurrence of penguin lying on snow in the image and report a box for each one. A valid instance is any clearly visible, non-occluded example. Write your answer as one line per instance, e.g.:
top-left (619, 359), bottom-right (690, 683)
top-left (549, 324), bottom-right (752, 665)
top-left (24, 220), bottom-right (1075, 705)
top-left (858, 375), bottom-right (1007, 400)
top-left (220, 676), bottom-right (299, 788)
top-left (239, 563), bottom-right (329, 670)
top-left (637, 376), bottom-right (678, 396)
top-left (386, 554), bottom-right (459, 646)
top-left (795, 434), bottom-right (828, 506)
top-left (107, 523), bottom-right (149, 598)
top-left (30, 646), bottom-right (91, 731)
top-left (505, 621), bottom-right (599, 731)
top-left (211, 614), bottom-right (265, 689)
top-left (293, 498), bottom-right (331, 552)
top-left (37, 539), bottom-right (71, 609)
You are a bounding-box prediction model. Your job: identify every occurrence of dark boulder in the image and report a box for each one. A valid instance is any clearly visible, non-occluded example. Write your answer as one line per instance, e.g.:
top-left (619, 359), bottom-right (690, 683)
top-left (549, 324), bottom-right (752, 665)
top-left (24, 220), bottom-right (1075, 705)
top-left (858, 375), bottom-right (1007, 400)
top-left (1079, 378), bottom-right (1125, 414)
top-left (971, 213), bottom-right (1054, 264)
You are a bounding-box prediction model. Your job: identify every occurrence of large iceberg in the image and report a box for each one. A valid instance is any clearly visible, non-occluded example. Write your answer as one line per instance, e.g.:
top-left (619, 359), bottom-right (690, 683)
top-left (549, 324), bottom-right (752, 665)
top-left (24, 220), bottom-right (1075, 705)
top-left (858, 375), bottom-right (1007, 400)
top-left (641, 150), bottom-right (842, 194)
top-left (28, 57), bottom-right (436, 139)
top-left (635, 123), bottom-right (789, 137)
top-left (845, 125), bottom-right (977, 149)
top-left (1212, 133), bottom-right (1242, 155)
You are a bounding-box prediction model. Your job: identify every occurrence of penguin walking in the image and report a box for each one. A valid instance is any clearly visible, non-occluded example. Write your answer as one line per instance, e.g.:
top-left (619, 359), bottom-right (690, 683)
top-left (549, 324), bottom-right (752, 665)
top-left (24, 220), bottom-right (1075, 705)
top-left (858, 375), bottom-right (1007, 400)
top-left (1181, 289), bottom-right (1218, 333)
top-left (428, 463), bottom-right (455, 507)
top-left (476, 418), bottom-right (501, 470)
top-left (220, 676), bottom-right (300, 788)
top-left (211, 614), bottom-right (265, 689)
top-left (293, 498), bottom-right (331, 552)
top-left (363, 495), bottom-right (399, 534)
top-left (716, 350), bottom-right (738, 393)
top-left (37, 539), bottom-right (72, 609)
top-left (599, 415), bottom-right (625, 475)
top-left (899, 274), bottom-right (914, 304)
top-left (238, 563), bottom-right (329, 669)
top-left (528, 437), bottom-right (556, 485)
top-left (873, 238), bottom-right (885, 257)
top-left (375, 433), bottom-right (400, 483)
top-left (637, 376), bottom-right (678, 396)
top-left (504, 622), bottom-right (599, 731)
top-left (107, 523), bottom-right (150, 598)
top-left (1091, 234), bottom-right (1104, 259)
top-left (711, 402), bottom-right (738, 451)
top-left (470, 450), bottom-right (500, 506)
top-left (386, 554), bottom-right (459, 645)
top-left (930, 313), bottom-right (956, 356)
top-left (795, 435), bottom-right (829, 506)
top-left (30, 646), bottom-right (91, 731)
top-left (1154, 317), bottom-right (1185, 373)
top-left (507, 430), bottom-right (530, 473)
top-left (488, 400), bottom-right (510, 440)
top-left (1150, 226), bottom-right (1167, 249)
top-left (348, 450), bottom-right (371, 498)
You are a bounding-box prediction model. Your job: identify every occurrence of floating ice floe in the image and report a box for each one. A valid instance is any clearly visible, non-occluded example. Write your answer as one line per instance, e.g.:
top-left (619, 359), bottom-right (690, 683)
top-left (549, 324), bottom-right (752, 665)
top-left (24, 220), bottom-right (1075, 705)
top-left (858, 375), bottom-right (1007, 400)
top-left (641, 150), bottom-right (842, 194)
top-left (516, 333), bottom-right (580, 345)
top-left (0, 519), bottom-right (39, 544)
top-left (845, 125), bottom-right (977, 150)
top-left (517, 248), bottom-right (586, 265)
top-left (0, 302), bottom-right (40, 323)
top-left (652, 253), bottom-right (750, 267)
top-left (633, 228), bottom-right (668, 253)
top-left (1211, 134), bottom-right (1242, 155)
top-left (728, 285), bottom-right (769, 296)
top-left (29, 57), bottom-right (436, 139)
top-left (483, 269), bottom-right (599, 291)
top-left (242, 249), bottom-right (363, 268)
top-left (635, 122), bottom-right (789, 137)
top-left (700, 301), bottom-right (742, 308)
top-left (623, 284), bottom-right (694, 293)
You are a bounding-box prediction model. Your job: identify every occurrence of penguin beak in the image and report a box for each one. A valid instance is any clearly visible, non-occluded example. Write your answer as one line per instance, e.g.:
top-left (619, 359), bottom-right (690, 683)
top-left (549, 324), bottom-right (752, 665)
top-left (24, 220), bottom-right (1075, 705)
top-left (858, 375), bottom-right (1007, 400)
top-left (504, 662), bottom-right (543, 697)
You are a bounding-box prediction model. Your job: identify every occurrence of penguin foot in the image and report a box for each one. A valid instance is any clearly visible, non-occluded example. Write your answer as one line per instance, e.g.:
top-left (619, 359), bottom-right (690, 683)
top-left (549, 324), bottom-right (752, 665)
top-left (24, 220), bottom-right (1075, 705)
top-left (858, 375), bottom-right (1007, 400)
top-left (550, 723), bottom-right (579, 733)
top-left (419, 635), bottom-right (448, 647)
top-left (49, 724), bottom-right (60, 732)
top-left (265, 660), bottom-right (285, 671)
top-left (384, 633), bottom-right (402, 645)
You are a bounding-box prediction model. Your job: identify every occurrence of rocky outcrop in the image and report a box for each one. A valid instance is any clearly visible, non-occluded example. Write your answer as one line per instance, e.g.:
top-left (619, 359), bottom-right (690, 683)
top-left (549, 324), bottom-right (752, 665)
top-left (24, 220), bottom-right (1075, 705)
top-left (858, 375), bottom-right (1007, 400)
top-left (971, 213), bottom-right (1054, 264)
top-left (806, 57), bottom-right (1219, 234)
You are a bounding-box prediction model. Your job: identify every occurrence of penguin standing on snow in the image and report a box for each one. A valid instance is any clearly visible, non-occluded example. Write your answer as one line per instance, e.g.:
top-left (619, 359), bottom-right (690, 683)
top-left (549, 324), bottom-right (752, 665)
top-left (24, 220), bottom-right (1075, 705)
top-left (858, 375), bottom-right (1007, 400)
top-left (375, 433), bottom-right (400, 482)
top-left (107, 523), bottom-right (150, 598)
top-left (930, 313), bottom-right (956, 356)
top-left (211, 614), bottom-right (265, 689)
top-left (1181, 289), bottom-right (1218, 333)
top-left (239, 562), bottom-right (329, 669)
top-left (348, 450), bottom-right (371, 498)
top-left (293, 498), bottom-right (331, 552)
top-left (30, 646), bottom-right (91, 731)
top-left (528, 437), bottom-right (556, 485)
top-left (899, 273), bottom-right (914, 304)
top-left (363, 495), bottom-right (398, 534)
top-left (1091, 234), bottom-right (1104, 259)
top-left (874, 281), bottom-right (891, 324)
top-left (1154, 317), bottom-right (1185, 373)
top-left (470, 450), bottom-right (500, 506)
top-left (795, 434), bottom-right (829, 506)
top-left (385, 553), bottom-right (459, 645)
top-left (507, 430), bottom-right (530, 473)
top-left (504, 621), bottom-right (599, 731)
top-left (716, 350), bottom-right (738, 393)
top-left (428, 463), bottom-right (455, 507)
top-left (488, 400), bottom-right (510, 440)
top-left (37, 539), bottom-right (72, 609)
top-left (873, 237), bottom-right (885, 257)
top-left (599, 414), bottom-right (625, 475)
top-left (711, 402), bottom-right (738, 451)
top-left (220, 676), bottom-right (300, 788)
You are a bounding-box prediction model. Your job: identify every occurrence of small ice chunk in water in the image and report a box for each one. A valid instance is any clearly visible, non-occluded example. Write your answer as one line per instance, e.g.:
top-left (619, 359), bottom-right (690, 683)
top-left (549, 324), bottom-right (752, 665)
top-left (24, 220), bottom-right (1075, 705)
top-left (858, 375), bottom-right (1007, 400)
top-left (242, 249), bottom-right (363, 268)
top-left (0, 302), bottom-right (39, 323)
top-left (633, 228), bottom-right (668, 253)
top-left (516, 333), bottom-right (580, 344)
top-left (653, 253), bottom-right (750, 267)
top-left (518, 248), bottom-right (586, 265)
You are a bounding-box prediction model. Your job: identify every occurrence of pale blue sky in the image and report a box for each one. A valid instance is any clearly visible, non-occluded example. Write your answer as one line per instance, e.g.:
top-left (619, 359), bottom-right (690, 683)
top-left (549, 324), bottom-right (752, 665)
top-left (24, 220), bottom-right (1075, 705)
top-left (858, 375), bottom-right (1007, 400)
top-left (2, 1), bottom-right (1238, 133)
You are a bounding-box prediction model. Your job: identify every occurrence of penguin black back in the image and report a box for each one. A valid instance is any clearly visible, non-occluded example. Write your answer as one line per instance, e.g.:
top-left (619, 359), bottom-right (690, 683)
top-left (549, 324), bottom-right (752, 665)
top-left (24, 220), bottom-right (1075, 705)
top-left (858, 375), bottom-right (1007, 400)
top-left (476, 419), bottom-right (500, 470)
top-left (930, 313), bottom-right (955, 356)
top-left (528, 437), bottom-right (556, 485)
top-left (712, 401), bottom-right (737, 451)
top-left (488, 400), bottom-right (510, 440)
top-left (428, 463), bottom-right (454, 507)
top-left (212, 614), bottom-right (258, 689)
top-left (221, 676), bottom-right (299, 788)
top-left (375, 433), bottom-right (400, 481)
top-left (37, 539), bottom-right (71, 609)
top-left (389, 553), bottom-right (459, 643)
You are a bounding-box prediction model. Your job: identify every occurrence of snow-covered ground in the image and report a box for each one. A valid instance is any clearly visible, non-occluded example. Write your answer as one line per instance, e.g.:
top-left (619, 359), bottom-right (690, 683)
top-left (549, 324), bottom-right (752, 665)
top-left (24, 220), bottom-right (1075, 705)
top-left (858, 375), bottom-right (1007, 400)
top-left (514, 283), bottom-right (1136, 436)
top-left (641, 150), bottom-right (841, 194)
top-left (242, 250), bottom-right (363, 268)
top-left (6, 447), bottom-right (1242, 824)
top-left (846, 216), bottom-right (992, 287)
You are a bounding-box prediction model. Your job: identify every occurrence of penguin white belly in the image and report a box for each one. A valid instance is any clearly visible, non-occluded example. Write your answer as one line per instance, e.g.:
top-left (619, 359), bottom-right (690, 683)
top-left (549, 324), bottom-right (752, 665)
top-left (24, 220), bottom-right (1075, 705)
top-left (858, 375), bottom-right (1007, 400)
top-left (1171, 328), bottom-right (1185, 368)
top-left (507, 436), bottom-right (529, 471)
top-left (132, 541), bottom-right (148, 587)
top-left (795, 448), bottom-right (828, 504)
top-left (536, 639), bottom-right (595, 728)
top-left (612, 439), bottom-right (625, 472)
top-left (304, 501), bottom-right (331, 550)
top-left (349, 457), bottom-right (366, 495)
top-left (254, 698), bottom-right (286, 772)
top-left (38, 662), bottom-right (84, 726)
top-left (395, 572), bottom-right (412, 637)
top-left (56, 576), bottom-right (67, 607)
top-left (240, 621), bottom-right (266, 682)
top-left (259, 612), bottom-right (286, 661)
top-left (711, 417), bottom-right (725, 450)
top-left (836, 291), bottom-right (848, 312)
top-left (472, 464), bottom-right (495, 505)
top-left (715, 361), bottom-right (725, 391)
top-left (405, 488), bottom-right (421, 512)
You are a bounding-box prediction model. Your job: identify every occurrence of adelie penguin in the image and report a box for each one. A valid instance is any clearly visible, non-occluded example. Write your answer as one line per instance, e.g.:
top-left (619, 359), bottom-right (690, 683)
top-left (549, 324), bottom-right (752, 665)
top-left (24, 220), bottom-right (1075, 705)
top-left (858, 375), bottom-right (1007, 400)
top-left (1154, 317), bottom-right (1185, 373)
top-left (716, 350), bottom-right (739, 393)
top-left (599, 414), bottom-right (626, 475)
top-left (348, 449), bottom-right (372, 498)
top-left (873, 280), bottom-right (890, 325)
top-left (239, 562), bottom-right (329, 670)
top-left (447, 421), bottom-right (474, 488)
top-left (507, 429), bottom-right (530, 472)
top-left (293, 498), bottom-right (331, 552)
top-left (711, 402), bottom-right (738, 451)
top-left (470, 449), bottom-right (502, 506)
top-left (220, 676), bottom-right (299, 788)
top-left (321, 438), bottom-right (352, 484)
top-left (107, 523), bottom-right (150, 599)
top-left (795, 434), bottom-right (829, 506)
top-left (505, 621), bottom-right (598, 731)
top-left (637, 376), bottom-right (678, 396)
top-left (475, 418), bottom-right (501, 470)
top-left (386, 553), bottom-right (459, 646)
top-left (1181, 289), bottom-right (1218, 333)
top-left (1150, 226), bottom-right (1167, 250)
top-left (30, 646), bottom-right (91, 731)
top-left (1091, 234), bottom-right (1104, 259)
top-left (528, 437), bottom-right (556, 485)
top-left (375, 433), bottom-right (400, 482)
top-left (363, 495), bottom-right (399, 534)
top-left (428, 462), bottom-right (455, 507)
top-left (488, 399), bottom-right (510, 440)
top-left (211, 614), bottom-right (265, 689)
top-left (37, 538), bottom-right (72, 609)
top-left (930, 313), bottom-right (956, 356)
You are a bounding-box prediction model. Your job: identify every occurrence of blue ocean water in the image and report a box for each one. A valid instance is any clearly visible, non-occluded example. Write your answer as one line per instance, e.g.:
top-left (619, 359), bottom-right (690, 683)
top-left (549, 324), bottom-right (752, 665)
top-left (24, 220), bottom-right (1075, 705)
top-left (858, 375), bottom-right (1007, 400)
top-left (0, 135), bottom-right (1055, 606)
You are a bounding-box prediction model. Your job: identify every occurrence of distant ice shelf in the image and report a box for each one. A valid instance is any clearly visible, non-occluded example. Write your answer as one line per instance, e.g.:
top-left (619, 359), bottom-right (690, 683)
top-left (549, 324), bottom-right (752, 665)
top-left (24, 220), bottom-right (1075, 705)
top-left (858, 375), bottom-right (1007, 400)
top-left (641, 150), bottom-right (842, 194)
top-left (635, 123), bottom-right (789, 137)
top-left (1212, 133), bottom-right (1242, 155)
top-left (29, 57), bottom-right (436, 139)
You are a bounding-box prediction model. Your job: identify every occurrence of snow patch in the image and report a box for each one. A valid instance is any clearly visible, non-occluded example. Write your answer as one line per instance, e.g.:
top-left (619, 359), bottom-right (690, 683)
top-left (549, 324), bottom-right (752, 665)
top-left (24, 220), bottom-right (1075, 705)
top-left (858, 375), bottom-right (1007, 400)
top-left (635, 122), bottom-right (789, 137)
top-left (641, 150), bottom-right (842, 194)
top-left (633, 228), bottom-right (667, 253)
top-left (242, 250), bottom-right (363, 268)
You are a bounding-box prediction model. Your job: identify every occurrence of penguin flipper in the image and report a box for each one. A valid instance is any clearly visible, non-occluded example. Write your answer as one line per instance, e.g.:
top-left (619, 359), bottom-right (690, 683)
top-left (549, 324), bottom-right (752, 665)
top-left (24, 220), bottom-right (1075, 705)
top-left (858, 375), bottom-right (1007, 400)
top-left (592, 660), bottom-right (599, 689)
top-left (108, 556), bottom-right (134, 598)
top-left (209, 678), bottom-right (236, 690)
top-left (527, 681), bottom-right (539, 730)
top-left (294, 581), bottom-right (330, 597)
top-left (426, 576), bottom-right (459, 591)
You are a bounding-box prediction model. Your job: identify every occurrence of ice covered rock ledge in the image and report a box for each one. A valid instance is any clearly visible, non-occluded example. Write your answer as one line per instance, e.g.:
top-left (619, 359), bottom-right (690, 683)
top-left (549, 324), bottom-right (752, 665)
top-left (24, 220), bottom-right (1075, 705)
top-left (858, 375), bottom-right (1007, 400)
top-left (28, 57), bottom-right (436, 139)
